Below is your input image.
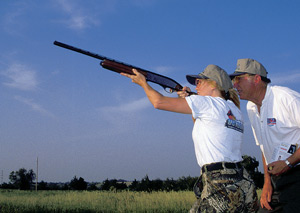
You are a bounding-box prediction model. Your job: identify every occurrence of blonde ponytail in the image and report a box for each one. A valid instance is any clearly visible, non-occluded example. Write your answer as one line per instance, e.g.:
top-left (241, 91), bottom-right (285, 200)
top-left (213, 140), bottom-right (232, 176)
top-left (228, 88), bottom-right (240, 109)
top-left (206, 79), bottom-right (240, 109)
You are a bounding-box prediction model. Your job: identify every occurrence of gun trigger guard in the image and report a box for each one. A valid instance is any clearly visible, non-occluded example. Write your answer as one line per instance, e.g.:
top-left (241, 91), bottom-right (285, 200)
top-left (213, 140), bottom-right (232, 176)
top-left (163, 87), bottom-right (173, 94)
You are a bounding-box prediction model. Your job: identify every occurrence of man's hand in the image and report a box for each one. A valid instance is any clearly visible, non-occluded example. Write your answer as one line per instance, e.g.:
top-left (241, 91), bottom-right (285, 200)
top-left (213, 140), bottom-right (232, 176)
top-left (177, 86), bottom-right (191, 98)
top-left (260, 182), bottom-right (273, 210)
top-left (267, 160), bottom-right (290, 176)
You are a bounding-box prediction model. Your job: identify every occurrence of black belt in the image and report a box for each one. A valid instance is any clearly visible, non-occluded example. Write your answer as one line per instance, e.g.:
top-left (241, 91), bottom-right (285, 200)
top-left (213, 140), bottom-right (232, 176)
top-left (202, 162), bottom-right (242, 173)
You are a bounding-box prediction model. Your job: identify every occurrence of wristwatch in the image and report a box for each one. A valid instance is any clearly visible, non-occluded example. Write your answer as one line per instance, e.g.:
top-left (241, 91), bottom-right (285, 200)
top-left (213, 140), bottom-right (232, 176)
top-left (285, 159), bottom-right (293, 168)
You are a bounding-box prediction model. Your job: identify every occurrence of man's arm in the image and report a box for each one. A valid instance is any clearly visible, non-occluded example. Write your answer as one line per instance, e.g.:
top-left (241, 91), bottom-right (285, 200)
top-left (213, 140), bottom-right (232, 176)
top-left (260, 153), bottom-right (273, 210)
top-left (268, 147), bottom-right (300, 176)
top-left (287, 147), bottom-right (300, 166)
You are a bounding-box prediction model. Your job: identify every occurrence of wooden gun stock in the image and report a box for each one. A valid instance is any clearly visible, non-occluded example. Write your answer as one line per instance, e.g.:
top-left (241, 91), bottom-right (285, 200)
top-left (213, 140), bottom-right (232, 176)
top-left (100, 60), bottom-right (148, 77)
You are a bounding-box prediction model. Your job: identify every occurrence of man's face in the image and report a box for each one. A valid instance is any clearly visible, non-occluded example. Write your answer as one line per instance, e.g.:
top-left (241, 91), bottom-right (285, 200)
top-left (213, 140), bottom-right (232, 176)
top-left (232, 74), bottom-right (255, 100)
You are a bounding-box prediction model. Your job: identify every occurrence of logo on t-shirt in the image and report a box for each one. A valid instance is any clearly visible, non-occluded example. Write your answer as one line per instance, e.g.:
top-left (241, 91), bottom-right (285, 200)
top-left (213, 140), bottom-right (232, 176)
top-left (267, 118), bottom-right (276, 126)
top-left (225, 110), bottom-right (244, 133)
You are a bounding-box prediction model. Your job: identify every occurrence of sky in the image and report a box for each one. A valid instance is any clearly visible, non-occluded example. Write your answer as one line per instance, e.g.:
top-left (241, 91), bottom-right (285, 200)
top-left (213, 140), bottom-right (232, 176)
top-left (1, 0), bottom-right (300, 183)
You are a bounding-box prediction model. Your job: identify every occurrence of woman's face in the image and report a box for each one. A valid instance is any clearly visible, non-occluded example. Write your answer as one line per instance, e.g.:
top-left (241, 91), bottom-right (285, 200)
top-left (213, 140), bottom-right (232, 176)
top-left (195, 79), bottom-right (215, 96)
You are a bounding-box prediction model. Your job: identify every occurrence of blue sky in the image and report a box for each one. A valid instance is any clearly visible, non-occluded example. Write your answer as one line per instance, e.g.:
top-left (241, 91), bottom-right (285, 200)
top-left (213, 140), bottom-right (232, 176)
top-left (1, 0), bottom-right (300, 183)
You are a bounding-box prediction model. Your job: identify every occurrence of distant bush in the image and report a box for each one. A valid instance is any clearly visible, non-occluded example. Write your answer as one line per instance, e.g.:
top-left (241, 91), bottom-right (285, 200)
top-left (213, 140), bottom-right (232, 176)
top-left (1, 155), bottom-right (263, 191)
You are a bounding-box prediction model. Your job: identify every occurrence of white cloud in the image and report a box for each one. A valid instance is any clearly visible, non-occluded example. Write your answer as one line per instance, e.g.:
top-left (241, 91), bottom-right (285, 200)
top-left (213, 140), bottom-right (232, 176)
top-left (154, 66), bottom-right (175, 74)
top-left (2, 63), bottom-right (38, 91)
top-left (2, 1), bottom-right (29, 35)
top-left (56, 0), bottom-right (100, 30)
top-left (99, 96), bottom-right (150, 114)
top-left (1, 1), bottom-right (32, 37)
top-left (97, 97), bottom-right (150, 132)
top-left (270, 70), bottom-right (300, 85)
top-left (54, 0), bottom-right (156, 31)
top-left (14, 96), bottom-right (56, 119)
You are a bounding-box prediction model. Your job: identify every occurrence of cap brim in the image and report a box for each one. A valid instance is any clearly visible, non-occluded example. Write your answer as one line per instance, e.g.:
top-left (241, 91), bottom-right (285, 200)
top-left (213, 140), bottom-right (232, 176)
top-left (186, 74), bottom-right (208, 85)
top-left (229, 72), bottom-right (246, 79)
top-left (229, 72), bottom-right (271, 83)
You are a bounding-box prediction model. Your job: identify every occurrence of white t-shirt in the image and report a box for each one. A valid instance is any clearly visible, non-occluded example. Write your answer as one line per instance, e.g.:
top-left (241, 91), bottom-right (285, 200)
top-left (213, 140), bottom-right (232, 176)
top-left (185, 95), bottom-right (244, 167)
top-left (247, 85), bottom-right (300, 165)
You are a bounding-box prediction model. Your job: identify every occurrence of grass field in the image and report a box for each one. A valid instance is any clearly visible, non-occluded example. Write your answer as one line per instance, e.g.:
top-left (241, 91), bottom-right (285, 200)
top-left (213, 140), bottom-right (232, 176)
top-left (0, 190), bottom-right (195, 212)
top-left (0, 189), bottom-right (262, 212)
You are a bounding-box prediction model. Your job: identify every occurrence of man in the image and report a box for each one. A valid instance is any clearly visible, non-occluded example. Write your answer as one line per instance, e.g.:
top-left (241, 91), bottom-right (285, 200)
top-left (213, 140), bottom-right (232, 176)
top-left (230, 58), bottom-right (300, 212)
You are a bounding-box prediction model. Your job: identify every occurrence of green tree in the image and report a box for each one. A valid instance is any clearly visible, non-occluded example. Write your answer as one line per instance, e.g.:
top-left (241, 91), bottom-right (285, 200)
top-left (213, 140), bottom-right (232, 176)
top-left (9, 168), bottom-right (36, 190)
top-left (100, 179), bottom-right (112, 190)
top-left (138, 175), bottom-right (152, 192)
top-left (100, 179), bottom-right (127, 191)
top-left (38, 181), bottom-right (48, 190)
top-left (151, 178), bottom-right (163, 191)
top-left (177, 176), bottom-right (198, 191)
top-left (163, 178), bottom-right (177, 192)
top-left (69, 176), bottom-right (87, 190)
top-left (129, 179), bottom-right (139, 191)
top-left (87, 183), bottom-right (98, 190)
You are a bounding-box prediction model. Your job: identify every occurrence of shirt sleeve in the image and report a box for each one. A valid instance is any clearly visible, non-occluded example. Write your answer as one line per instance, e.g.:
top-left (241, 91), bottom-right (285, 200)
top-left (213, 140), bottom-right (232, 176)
top-left (185, 95), bottom-right (211, 119)
top-left (276, 87), bottom-right (300, 128)
top-left (287, 97), bottom-right (300, 127)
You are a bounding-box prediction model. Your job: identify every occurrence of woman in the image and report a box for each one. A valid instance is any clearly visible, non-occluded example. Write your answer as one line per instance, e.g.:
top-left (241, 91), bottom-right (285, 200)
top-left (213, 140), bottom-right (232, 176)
top-left (121, 64), bottom-right (257, 212)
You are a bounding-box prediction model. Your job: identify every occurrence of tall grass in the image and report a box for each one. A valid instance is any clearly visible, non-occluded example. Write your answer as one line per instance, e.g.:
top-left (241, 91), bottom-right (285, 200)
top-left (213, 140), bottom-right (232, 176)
top-left (0, 190), bottom-right (195, 212)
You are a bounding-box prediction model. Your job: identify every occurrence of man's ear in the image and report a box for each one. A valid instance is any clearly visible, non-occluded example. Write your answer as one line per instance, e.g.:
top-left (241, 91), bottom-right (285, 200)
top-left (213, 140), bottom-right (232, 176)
top-left (254, 74), bottom-right (262, 84)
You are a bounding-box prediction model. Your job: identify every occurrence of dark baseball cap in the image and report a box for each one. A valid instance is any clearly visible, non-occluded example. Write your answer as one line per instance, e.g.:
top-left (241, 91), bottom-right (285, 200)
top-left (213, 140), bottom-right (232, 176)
top-left (186, 64), bottom-right (232, 92)
top-left (229, 58), bottom-right (271, 83)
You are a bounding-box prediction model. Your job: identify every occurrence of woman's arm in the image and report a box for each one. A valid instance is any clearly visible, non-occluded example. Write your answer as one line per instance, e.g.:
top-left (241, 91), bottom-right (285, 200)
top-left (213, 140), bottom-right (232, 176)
top-left (121, 69), bottom-right (192, 114)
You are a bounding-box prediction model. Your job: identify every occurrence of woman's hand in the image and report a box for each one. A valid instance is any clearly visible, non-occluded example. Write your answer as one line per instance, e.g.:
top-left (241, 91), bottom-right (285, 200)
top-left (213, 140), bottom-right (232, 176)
top-left (121, 69), bottom-right (147, 87)
top-left (177, 86), bottom-right (191, 98)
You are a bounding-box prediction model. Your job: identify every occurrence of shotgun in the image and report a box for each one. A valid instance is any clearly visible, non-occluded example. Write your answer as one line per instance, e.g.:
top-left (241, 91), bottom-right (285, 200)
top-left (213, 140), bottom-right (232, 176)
top-left (53, 41), bottom-right (196, 95)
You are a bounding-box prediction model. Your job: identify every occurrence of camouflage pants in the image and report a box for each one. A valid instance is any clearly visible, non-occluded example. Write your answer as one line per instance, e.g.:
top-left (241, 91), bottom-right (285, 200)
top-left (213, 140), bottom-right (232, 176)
top-left (190, 163), bottom-right (258, 213)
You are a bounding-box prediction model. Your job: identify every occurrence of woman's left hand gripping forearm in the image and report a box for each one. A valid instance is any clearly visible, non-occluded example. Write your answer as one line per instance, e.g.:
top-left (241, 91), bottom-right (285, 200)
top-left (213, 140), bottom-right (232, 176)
top-left (121, 69), bottom-right (147, 88)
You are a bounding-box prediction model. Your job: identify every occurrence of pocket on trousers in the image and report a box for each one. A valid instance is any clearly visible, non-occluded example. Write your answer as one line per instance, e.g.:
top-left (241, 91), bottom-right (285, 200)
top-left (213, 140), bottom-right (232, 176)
top-left (193, 176), bottom-right (203, 199)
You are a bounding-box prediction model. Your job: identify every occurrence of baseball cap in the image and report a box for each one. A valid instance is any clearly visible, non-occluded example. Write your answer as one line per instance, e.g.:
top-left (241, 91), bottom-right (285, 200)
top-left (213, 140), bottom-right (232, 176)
top-left (186, 64), bottom-right (232, 92)
top-left (229, 58), bottom-right (271, 83)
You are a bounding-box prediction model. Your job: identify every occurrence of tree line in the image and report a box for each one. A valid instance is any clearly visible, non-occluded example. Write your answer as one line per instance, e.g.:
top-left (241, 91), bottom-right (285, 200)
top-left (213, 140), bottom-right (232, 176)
top-left (1, 155), bottom-right (263, 191)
